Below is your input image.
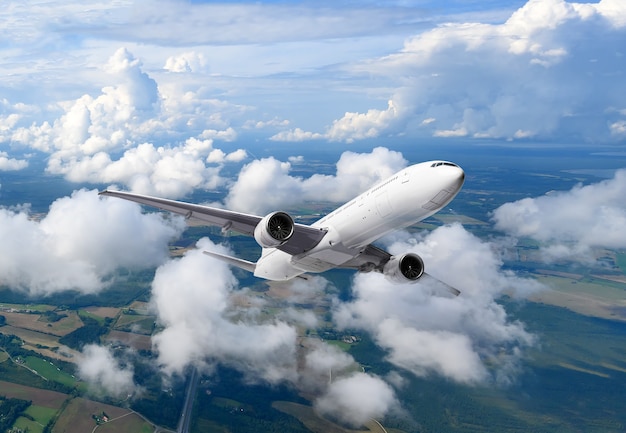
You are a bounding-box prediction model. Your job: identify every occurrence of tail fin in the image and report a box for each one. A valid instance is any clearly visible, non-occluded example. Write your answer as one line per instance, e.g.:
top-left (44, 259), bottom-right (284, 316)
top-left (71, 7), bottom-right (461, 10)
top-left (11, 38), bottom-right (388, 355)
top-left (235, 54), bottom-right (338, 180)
top-left (203, 250), bottom-right (256, 273)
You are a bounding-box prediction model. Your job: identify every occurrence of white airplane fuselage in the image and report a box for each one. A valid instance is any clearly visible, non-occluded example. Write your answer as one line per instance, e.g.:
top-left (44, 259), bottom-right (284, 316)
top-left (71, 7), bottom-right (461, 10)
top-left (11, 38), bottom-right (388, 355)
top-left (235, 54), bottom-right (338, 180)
top-left (254, 161), bottom-right (465, 280)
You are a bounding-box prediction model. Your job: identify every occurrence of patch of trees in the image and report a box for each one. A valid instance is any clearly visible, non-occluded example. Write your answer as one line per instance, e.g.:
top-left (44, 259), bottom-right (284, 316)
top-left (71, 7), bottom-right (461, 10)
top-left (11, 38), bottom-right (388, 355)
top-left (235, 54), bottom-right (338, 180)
top-left (0, 334), bottom-right (30, 359)
top-left (131, 387), bottom-right (185, 429)
top-left (0, 314), bottom-right (5, 326)
top-left (0, 396), bottom-right (31, 432)
top-left (192, 367), bottom-right (310, 433)
top-left (41, 311), bottom-right (67, 323)
top-left (58, 316), bottom-right (108, 350)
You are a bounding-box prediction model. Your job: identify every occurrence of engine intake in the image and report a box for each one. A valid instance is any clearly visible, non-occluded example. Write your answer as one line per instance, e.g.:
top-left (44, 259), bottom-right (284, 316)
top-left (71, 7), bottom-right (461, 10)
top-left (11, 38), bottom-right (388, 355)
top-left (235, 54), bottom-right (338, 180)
top-left (383, 253), bottom-right (425, 284)
top-left (254, 211), bottom-right (295, 248)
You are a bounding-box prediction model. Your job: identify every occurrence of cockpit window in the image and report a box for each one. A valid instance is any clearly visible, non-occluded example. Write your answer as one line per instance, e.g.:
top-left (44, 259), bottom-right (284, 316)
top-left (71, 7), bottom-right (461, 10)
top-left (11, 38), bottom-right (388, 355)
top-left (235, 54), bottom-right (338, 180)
top-left (430, 162), bottom-right (459, 168)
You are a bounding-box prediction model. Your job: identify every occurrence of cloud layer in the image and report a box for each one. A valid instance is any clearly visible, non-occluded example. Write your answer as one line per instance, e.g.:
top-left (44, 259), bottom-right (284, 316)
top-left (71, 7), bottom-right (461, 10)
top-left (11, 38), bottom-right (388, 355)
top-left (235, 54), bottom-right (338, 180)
top-left (225, 146), bottom-right (407, 213)
top-left (77, 344), bottom-right (136, 397)
top-left (0, 189), bottom-right (184, 295)
top-left (0, 1), bottom-right (624, 191)
top-left (492, 169), bottom-right (626, 260)
top-left (275, 0), bottom-right (626, 143)
top-left (334, 224), bottom-right (540, 386)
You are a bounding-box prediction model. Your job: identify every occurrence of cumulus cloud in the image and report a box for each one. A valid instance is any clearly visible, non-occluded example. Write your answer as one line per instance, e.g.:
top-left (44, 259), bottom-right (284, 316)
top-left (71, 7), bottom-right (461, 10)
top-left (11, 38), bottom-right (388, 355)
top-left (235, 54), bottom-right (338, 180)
top-left (164, 51), bottom-right (208, 73)
top-left (77, 344), bottom-right (136, 397)
top-left (148, 238), bottom-right (404, 421)
top-left (271, 100), bottom-right (400, 143)
top-left (225, 147), bottom-right (407, 213)
top-left (0, 151), bottom-right (28, 171)
top-left (334, 224), bottom-right (540, 385)
top-left (492, 169), bottom-right (626, 261)
top-left (150, 238), bottom-right (299, 383)
top-left (312, 0), bottom-right (626, 143)
top-left (0, 189), bottom-right (184, 295)
top-left (315, 373), bottom-right (398, 427)
top-left (0, 1), bottom-right (624, 148)
top-left (5, 48), bottom-right (247, 198)
top-left (270, 128), bottom-right (324, 142)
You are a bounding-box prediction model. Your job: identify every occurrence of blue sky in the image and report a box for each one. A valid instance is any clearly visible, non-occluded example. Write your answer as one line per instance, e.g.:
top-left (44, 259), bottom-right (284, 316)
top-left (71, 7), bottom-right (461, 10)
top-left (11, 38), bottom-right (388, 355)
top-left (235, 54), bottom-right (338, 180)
top-left (1, 0), bottom-right (624, 196)
top-left (2, 1), bottom-right (624, 156)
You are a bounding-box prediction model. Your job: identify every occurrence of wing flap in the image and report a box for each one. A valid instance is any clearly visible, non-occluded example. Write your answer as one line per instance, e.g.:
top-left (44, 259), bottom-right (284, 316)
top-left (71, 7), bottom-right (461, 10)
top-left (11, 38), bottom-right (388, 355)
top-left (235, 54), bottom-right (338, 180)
top-left (99, 189), bottom-right (327, 255)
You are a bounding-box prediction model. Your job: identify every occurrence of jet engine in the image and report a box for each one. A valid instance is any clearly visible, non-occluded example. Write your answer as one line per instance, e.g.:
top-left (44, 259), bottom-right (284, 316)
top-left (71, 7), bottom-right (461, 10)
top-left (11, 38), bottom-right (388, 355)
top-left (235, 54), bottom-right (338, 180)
top-left (383, 253), bottom-right (425, 283)
top-left (254, 211), bottom-right (295, 248)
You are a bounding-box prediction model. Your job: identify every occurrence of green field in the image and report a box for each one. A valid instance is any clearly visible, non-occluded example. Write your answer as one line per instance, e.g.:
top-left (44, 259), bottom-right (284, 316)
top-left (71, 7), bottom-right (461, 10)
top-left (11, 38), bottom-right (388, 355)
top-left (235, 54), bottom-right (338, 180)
top-left (24, 356), bottom-right (77, 387)
top-left (0, 303), bottom-right (54, 312)
top-left (13, 405), bottom-right (58, 433)
top-left (114, 314), bottom-right (155, 334)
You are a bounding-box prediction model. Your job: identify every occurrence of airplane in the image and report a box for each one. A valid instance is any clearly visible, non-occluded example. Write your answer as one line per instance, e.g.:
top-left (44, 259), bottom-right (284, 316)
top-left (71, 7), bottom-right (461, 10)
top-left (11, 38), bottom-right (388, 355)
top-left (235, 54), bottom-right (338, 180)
top-left (99, 160), bottom-right (465, 295)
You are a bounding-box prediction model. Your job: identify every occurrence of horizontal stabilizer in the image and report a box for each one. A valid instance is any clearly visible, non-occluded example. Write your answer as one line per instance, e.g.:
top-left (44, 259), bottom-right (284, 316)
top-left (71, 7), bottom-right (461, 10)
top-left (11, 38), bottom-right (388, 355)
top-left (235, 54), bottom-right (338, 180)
top-left (203, 250), bottom-right (256, 273)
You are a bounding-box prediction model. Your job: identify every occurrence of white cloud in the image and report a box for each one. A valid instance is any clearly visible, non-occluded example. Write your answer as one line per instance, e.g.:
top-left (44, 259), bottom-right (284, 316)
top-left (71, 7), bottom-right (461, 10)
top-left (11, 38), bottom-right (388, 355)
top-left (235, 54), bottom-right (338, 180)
top-left (150, 238), bottom-right (299, 383)
top-left (224, 147), bottom-right (407, 214)
top-left (77, 344), bottom-right (136, 397)
top-left (0, 151), bottom-right (28, 171)
top-left (0, 0), bottom-right (623, 148)
top-left (164, 51), bottom-right (208, 73)
top-left (324, 0), bottom-right (626, 143)
top-left (492, 169), bottom-right (626, 260)
top-left (326, 100), bottom-right (399, 143)
top-left (199, 127), bottom-right (238, 142)
top-left (315, 373), bottom-right (398, 427)
top-left (0, 189), bottom-right (184, 295)
top-left (3, 48), bottom-right (248, 197)
top-left (272, 100), bottom-right (400, 143)
top-left (333, 224), bottom-right (540, 385)
top-left (270, 128), bottom-right (324, 142)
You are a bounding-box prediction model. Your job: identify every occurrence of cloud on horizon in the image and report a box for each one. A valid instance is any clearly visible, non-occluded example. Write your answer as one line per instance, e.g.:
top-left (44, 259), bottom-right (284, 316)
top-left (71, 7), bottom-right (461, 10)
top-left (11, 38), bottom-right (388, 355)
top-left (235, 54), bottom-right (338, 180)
top-left (273, 0), bottom-right (626, 143)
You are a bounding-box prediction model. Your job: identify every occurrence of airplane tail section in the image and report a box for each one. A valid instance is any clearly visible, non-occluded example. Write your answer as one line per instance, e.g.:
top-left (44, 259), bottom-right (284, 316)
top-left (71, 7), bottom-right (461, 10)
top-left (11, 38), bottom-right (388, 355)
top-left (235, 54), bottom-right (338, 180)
top-left (203, 250), bottom-right (257, 273)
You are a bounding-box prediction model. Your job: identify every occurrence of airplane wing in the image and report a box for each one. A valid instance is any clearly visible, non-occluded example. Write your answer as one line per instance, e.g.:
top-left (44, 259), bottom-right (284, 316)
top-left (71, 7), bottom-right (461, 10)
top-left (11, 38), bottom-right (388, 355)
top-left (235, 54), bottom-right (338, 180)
top-left (339, 244), bottom-right (392, 272)
top-left (98, 190), bottom-right (328, 255)
top-left (340, 244), bottom-right (460, 296)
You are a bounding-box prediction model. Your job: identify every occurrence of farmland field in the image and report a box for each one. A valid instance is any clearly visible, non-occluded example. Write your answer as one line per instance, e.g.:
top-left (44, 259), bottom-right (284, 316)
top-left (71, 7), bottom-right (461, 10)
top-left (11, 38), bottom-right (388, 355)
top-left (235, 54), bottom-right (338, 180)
top-left (13, 405), bottom-right (58, 433)
top-left (1, 310), bottom-right (83, 336)
top-left (0, 380), bottom-right (67, 409)
top-left (105, 330), bottom-right (152, 351)
top-left (52, 397), bottom-right (134, 433)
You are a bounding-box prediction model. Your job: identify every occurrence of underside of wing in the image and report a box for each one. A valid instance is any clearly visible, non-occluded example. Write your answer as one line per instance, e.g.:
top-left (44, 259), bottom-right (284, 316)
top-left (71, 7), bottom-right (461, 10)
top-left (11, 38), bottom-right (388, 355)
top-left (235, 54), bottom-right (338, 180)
top-left (340, 244), bottom-right (460, 296)
top-left (99, 190), bottom-right (327, 255)
top-left (339, 244), bottom-right (392, 272)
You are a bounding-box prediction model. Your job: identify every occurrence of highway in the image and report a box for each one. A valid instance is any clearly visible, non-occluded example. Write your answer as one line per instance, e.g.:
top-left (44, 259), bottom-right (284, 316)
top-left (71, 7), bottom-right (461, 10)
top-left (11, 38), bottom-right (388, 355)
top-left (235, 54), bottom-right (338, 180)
top-left (177, 366), bottom-right (199, 433)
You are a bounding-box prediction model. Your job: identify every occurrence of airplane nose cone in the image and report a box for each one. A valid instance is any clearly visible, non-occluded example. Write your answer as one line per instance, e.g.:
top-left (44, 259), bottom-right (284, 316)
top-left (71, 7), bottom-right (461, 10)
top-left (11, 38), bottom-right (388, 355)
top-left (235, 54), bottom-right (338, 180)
top-left (454, 166), bottom-right (465, 189)
top-left (444, 165), bottom-right (465, 192)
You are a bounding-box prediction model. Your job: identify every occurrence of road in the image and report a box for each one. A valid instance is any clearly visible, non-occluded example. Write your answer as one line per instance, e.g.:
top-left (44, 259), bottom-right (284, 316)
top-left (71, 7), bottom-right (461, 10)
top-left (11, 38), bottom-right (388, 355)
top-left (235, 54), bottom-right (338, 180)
top-left (177, 366), bottom-right (199, 433)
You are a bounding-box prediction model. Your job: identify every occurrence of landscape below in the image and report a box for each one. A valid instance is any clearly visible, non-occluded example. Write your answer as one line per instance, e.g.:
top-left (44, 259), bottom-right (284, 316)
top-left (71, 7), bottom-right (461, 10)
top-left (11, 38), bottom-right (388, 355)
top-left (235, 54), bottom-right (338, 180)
top-left (1, 144), bottom-right (626, 433)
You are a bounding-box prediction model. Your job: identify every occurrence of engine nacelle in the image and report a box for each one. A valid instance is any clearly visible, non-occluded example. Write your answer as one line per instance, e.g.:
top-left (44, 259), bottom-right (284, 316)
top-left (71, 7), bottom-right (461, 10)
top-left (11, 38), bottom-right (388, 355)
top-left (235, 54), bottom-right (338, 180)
top-left (254, 211), bottom-right (295, 248)
top-left (383, 253), bottom-right (425, 284)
